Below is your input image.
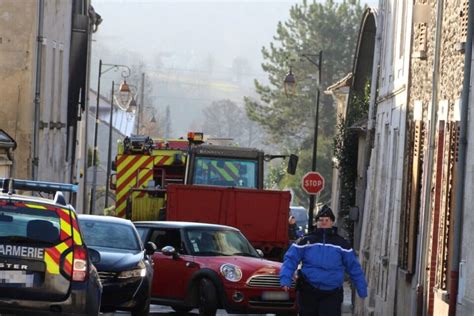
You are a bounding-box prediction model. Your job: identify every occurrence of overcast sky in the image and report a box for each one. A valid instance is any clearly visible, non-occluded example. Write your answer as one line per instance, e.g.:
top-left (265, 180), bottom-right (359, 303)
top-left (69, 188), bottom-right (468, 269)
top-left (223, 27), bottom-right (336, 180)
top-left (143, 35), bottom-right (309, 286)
top-left (92, 0), bottom-right (295, 71)
top-left (91, 0), bottom-right (376, 136)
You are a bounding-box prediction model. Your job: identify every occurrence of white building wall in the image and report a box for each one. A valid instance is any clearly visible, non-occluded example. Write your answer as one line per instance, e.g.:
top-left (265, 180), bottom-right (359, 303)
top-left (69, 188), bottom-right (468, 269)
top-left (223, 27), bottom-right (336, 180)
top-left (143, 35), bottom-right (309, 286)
top-left (357, 0), bottom-right (412, 314)
top-left (458, 43), bottom-right (474, 316)
top-left (37, 1), bottom-right (72, 182)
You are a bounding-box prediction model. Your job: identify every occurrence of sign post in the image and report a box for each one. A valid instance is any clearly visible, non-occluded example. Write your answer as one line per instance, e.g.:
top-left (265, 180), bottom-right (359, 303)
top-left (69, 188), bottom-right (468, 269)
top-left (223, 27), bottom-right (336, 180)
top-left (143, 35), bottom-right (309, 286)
top-left (301, 172), bottom-right (325, 230)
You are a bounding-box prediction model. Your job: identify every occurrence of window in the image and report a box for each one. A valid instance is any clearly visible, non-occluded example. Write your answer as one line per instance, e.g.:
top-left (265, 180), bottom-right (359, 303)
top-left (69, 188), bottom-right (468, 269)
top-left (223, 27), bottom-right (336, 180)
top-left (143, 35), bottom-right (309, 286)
top-left (460, 0), bottom-right (469, 42)
top-left (399, 119), bottom-right (425, 273)
top-left (135, 227), bottom-right (149, 243)
top-left (79, 220), bottom-right (140, 250)
top-left (185, 229), bottom-right (258, 257)
top-left (0, 204), bottom-right (61, 245)
top-left (435, 121), bottom-right (459, 290)
top-left (149, 229), bottom-right (182, 253)
top-left (193, 157), bottom-right (258, 188)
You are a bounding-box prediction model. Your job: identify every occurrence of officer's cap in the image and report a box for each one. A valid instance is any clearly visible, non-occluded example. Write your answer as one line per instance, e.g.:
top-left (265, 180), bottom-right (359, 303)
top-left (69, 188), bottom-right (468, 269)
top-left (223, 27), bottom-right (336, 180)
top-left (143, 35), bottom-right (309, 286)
top-left (315, 204), bottom-right (335, 222)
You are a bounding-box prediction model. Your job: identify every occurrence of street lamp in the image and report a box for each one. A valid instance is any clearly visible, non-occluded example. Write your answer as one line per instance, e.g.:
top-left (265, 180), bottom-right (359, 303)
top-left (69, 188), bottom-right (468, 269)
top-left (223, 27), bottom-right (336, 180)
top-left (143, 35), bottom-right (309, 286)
top-left (284, 50), bottom-right (322, 232)
top-left (90, 59), bottom-right (131, 214)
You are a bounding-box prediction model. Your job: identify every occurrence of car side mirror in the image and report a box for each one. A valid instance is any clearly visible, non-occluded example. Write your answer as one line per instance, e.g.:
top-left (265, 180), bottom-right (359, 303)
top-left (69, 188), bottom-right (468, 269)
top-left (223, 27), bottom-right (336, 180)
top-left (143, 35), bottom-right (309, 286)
top-left (287, 154), bottom-right (298, 175)
top-left (145, 241), bottom-right (157, 255)
top-left (162, 245), bottom-right (179, 259)
top-left (88, 248), bottom-right (101, 264)
top-left (256, 249), bottom-right (264, 258)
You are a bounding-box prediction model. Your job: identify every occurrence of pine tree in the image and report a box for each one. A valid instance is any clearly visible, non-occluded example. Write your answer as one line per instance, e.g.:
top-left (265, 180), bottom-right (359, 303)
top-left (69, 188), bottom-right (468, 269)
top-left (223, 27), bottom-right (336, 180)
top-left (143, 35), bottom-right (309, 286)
top-left (245, 0), bottom-right (365, 206)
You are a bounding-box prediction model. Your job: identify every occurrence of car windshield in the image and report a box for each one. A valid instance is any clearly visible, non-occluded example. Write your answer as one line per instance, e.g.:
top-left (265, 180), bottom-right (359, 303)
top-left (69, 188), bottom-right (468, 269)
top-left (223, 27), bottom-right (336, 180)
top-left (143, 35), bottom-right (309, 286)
top-left (185, 228), bottom-right (259, 257)
top-left (0, 204), bottom-right (61, 245)
top-left (79, 219), bottom-right (140, 251)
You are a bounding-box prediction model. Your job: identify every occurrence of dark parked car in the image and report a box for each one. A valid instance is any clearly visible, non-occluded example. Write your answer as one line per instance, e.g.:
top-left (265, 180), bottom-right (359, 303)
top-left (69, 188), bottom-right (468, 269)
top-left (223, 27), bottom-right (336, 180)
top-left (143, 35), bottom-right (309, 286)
top-left (0, 178), bottom-right (102, 315)
top-left (78, 215), bottom-right (155, 316)
top-left (134, 221), bottom-right (297, 316)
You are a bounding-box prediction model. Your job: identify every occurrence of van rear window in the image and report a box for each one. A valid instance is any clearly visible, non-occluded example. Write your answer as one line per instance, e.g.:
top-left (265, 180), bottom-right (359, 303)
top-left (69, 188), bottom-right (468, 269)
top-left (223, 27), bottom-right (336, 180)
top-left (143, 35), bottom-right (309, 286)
top-left (0, 205), bottom-right (61, 245)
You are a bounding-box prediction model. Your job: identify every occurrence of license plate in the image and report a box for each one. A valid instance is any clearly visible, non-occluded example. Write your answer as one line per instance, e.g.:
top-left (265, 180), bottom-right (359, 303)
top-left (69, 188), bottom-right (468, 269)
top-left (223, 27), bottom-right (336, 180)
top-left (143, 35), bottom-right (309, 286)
top-left (261, 291), bottom-right (289, 301)
top-left (0, 270), bottom-right (35, 287)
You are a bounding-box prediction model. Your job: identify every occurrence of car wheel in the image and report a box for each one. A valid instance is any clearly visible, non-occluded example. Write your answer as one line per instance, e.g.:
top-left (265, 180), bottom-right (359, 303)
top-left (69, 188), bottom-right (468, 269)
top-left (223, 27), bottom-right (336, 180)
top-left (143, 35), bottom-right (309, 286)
top-left (171, 305), bottom-right (193, 314)
top-left (198, 278), bottom-right (218, 316)
top-left (131, 297), bottom-right (150, 316)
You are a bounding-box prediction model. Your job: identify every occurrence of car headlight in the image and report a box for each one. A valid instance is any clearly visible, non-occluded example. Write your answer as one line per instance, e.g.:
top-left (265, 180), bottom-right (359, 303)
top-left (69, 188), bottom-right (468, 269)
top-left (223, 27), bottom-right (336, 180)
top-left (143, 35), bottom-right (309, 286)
top-left (220, 263), bottom-right (242, 282)
top-left (118, 261), bottom-right (146, 279)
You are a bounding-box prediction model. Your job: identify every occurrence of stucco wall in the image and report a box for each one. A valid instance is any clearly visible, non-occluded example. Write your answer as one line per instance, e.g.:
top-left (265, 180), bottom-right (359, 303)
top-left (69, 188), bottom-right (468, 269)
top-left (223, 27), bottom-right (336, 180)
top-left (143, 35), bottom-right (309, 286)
top-left (0, 1), bottom-right (36, 179)
top-left (0, 0), bottom-right (73, 182)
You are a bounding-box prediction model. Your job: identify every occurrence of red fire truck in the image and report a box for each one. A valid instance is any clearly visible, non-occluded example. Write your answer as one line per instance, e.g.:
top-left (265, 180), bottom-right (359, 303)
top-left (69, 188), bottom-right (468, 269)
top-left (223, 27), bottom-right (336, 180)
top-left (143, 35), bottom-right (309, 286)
top-left (111, 133), bottom-right (298, 259)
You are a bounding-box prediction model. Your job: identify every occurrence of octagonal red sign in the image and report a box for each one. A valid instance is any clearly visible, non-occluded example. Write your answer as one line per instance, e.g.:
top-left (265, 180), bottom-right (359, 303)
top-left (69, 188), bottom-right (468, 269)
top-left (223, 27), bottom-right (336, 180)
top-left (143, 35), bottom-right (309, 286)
top-left (301, 171), bottom-right (325, 195)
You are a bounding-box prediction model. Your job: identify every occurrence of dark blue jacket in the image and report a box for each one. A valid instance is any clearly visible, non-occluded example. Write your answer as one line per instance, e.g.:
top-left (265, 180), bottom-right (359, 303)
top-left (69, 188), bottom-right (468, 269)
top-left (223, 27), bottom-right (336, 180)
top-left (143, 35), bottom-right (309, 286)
top-left (280, 227), bottom-right (367, 298)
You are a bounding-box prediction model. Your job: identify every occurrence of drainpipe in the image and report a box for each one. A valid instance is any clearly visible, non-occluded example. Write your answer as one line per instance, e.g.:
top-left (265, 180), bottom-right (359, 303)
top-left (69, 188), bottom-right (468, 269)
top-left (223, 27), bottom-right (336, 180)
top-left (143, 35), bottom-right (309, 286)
top-left (32, 0), bottom-right (45, 180)
top-left (7, 148), bottom-right (15, 177)
top-left (416, 0), bottom-right (444, 314)
top-left (449, 2), bottom-right (474, 314)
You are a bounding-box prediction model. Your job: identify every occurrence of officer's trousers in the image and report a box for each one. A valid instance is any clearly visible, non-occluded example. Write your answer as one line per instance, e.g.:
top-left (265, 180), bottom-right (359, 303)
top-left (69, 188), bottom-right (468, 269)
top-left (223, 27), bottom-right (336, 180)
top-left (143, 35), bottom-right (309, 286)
top-left (297, 286), bottom-right (344, 316)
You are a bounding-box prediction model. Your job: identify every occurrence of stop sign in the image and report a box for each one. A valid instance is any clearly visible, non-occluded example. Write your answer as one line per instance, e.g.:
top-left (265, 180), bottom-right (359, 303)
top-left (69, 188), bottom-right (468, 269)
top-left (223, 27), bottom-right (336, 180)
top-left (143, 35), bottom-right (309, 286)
top-left (301, 172), bottom-right (325, 195)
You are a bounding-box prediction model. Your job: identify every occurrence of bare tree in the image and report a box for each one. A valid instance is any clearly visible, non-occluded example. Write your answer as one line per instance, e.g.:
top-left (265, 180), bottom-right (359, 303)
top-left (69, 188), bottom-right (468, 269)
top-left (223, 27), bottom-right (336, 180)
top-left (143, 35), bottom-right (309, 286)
top-left (200, 99), bottom-right (265, 147)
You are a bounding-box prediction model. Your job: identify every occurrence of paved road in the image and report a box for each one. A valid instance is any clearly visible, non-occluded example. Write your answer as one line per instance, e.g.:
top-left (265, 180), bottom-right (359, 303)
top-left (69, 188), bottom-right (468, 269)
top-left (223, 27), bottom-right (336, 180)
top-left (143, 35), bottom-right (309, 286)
top-left (105, 281), bottom-right (354, 315)
top-left (104, 305), bottom-right (273, 315)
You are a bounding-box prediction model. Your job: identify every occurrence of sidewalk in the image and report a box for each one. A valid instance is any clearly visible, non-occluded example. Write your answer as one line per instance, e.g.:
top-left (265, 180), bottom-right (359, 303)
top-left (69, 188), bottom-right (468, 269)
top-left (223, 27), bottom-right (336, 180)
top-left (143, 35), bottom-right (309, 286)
top-left (342, 281), bottom-right (353, 316)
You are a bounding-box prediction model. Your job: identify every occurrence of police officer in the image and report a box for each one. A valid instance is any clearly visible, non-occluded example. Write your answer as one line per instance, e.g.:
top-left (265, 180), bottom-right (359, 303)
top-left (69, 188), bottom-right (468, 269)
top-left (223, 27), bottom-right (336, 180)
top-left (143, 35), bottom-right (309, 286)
top-left (280, 205), bottom-right (367, 316)
top-left (288, 215), bottom-right (299, 241)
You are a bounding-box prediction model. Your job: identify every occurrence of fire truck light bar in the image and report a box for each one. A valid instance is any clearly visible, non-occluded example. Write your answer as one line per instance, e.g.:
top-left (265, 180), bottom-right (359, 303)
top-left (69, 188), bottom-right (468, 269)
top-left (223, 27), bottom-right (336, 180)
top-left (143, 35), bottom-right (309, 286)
top-left (0, 178), bottom-right (78, 194)
top-left (187, 132), bottom-right (204, 143)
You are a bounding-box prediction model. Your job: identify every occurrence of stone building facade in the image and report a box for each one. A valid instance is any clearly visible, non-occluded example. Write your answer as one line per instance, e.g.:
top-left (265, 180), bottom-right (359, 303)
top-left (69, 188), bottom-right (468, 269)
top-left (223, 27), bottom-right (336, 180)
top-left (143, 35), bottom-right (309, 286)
top-left (345, 0), bottom-right (474, 315)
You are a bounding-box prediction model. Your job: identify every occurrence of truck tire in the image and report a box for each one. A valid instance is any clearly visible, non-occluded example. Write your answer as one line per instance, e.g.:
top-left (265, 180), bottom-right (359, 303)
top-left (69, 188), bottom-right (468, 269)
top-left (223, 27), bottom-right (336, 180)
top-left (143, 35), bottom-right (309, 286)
top-left (198, 278), bottom-right (217, 316)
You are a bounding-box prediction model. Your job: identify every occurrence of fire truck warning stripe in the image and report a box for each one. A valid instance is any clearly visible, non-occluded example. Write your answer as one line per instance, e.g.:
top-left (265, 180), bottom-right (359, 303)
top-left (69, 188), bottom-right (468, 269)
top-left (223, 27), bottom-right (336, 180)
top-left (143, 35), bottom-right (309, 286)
top-left (116, 156), bottom-right (155, 217)
top-left (117, 157), bottom-right (155, 194)
top-left (155, 155), bottom-right (171, 166)
top-left (116, 165), bottom-right (154, 204)
top-left (116, 166), bottom-right (154, 208)
top-left (116, 156), bottom-right (145, 188)
top-left (116, 154), bottom-right (143, 167)
top-left (137, 168), bottom-right (154, 188)
top-left (117, 155), bottom-right (145, 177)
top-left (116, 156), bottom-right (154, 192)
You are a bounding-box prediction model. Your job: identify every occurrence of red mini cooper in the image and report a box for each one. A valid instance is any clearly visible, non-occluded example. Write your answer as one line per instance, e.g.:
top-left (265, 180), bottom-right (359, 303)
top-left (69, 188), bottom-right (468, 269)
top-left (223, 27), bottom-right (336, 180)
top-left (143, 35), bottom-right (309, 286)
top-left (134, 221), bottom-right (296, 315)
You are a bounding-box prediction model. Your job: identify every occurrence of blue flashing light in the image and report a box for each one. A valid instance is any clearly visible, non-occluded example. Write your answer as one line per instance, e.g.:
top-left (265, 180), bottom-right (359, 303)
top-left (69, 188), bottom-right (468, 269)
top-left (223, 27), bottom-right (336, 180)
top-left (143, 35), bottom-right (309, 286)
top-left (0, 178), bottom-right (78, 194)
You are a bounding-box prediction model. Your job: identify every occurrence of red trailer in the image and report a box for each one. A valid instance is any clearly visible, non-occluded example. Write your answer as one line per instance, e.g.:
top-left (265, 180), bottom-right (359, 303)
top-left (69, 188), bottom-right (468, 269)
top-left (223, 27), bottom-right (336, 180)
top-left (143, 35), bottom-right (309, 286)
top-left (166, 184), bottom-right (291, 259)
